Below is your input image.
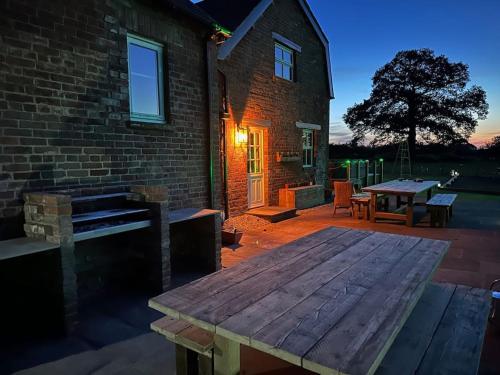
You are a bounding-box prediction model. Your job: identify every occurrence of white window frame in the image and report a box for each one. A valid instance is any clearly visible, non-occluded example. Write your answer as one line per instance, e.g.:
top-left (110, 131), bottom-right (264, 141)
top-left (302, 129), bottom-right (314, 168)
top-left (274, 42), bottom-right (294, 81)
top-left (127, 34), bottom-right (165, 124)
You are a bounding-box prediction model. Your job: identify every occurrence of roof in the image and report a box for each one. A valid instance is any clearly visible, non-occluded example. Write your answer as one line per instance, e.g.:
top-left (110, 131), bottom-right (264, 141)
top-left (161, 0), bottom-right (216, 27)
top-left (196, 0), bottom-right (334, 98)
top-left (197, 0), bottom-right (262, 32)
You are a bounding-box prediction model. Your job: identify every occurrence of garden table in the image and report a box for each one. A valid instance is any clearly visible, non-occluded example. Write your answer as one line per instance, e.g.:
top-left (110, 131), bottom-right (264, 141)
top-left (149, 226), bottom-right (449, 374)
top-left (362, 179), bottom-right (439, 226)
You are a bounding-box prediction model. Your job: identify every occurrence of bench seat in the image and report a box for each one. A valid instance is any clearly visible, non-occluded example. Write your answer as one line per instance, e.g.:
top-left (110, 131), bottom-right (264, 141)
top-left (151, 316), bottom-right (214, 358)
top-left (427, 193), bottom-right (457, 227)
top-left (377, 282), bottom-right (490, 375)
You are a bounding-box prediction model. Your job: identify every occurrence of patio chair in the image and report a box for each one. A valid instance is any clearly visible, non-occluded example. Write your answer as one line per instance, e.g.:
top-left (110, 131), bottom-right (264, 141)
top-left (332, 181), bottom-right (354, 216)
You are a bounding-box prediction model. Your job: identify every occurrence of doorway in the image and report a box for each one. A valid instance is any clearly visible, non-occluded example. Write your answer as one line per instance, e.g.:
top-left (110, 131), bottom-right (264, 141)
top-left (248, 127), bottom-right (264, 208)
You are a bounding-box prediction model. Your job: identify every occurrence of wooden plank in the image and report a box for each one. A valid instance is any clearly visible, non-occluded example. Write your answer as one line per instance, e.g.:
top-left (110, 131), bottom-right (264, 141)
top-left (177, 325), bottom-right (215, 355)
top-left (218, 232), bottom-right (419, 348)
top-left (427, 193), bottom-right (457, 207)
top-left (169, 208), bottom-right (220, 224)
top-left (0, 237), bottom-right (59, 261)
top-left (71, 208), bottom-right (149, 223)
top-left (302, 238), bottom-right (449, 375)
top-left (363, 180), bottom-right (439, 195)
top-left (179, 229), bottom-right (372, 331)
top-left (416, 285), bottom-right (490, 375)
top-left (375, 283), bottom-right (456, 375)
top-left (151, 316), bottom-right (214, 358)
top-left (246, 234), bottom-right (423, 367)
top-left (149, 227), bottom-right (350, 316)
top-left (150, 316), bottom-right (192, 341)
top-left (373, 211), bottom-right (407, 221)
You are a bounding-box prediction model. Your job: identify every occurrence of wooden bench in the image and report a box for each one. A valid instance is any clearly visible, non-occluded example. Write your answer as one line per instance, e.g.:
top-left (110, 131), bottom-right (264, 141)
top-left (151, 316), bottom-right (214, 375)
top-left (377, 282), bottom-right (490, 375)
top-left (427, 193), bottom-right (457, 227)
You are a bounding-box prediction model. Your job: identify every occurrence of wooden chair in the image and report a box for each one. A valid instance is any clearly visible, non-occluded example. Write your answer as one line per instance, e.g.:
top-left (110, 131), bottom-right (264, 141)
top-left (332, 181), bottom-right (354, 216)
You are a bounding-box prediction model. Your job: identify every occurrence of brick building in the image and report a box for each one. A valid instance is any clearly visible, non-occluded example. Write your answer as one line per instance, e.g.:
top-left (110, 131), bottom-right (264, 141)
top-left (200, 0), bottom-right (334, 217)
top-left (0, 0), bottom-right (222, 239)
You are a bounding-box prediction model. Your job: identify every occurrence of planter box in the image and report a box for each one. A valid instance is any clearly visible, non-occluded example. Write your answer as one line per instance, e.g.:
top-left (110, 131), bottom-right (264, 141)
top-left (222, 229), bottom-right (243, 245)
top-left (279, 184), bottom-right (325, 210)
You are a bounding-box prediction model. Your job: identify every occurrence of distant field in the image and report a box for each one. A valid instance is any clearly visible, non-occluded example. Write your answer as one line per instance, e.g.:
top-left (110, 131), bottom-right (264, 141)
top-left (383, 160), bottom-right (499, 182)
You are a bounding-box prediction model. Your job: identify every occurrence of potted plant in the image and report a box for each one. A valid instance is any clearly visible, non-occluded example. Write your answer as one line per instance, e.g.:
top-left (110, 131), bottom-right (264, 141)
top-left (221, 227), bottom-right (243, 245)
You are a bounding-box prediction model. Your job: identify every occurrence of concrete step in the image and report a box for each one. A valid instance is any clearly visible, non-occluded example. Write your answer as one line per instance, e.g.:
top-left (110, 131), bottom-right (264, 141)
top-left (247, 206), bottom-right (297, 223)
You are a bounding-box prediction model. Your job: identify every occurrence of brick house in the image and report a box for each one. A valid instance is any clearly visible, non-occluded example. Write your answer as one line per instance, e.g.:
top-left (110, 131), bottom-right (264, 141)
top-left (0, 0), bottom-right (223, 239)
top-left (199, 0), bottom-right (334, 217)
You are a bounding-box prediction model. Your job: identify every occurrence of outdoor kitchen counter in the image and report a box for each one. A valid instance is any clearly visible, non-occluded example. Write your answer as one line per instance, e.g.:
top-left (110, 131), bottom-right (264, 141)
top-left (168, 208), bottom-right (220, 224)
top-left (0, 237), bottom-right (59, 261)
top-left (149, 226), bottom-right (449, 374)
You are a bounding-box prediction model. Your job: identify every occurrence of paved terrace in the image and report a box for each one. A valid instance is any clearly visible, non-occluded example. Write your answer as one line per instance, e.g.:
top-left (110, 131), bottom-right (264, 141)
top-left (3, 192), bottom-right (500, 374)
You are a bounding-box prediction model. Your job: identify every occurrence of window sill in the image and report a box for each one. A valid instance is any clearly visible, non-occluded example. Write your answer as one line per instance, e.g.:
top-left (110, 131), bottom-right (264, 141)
top-left (274, 75), bottom-right (295, 83)
top-left (127, 121), bottom-right (171, 132)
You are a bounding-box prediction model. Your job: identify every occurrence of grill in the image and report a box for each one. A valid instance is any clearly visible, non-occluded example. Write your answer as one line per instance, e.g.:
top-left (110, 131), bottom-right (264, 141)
top-left (70, 192), bottom-right (152, 242)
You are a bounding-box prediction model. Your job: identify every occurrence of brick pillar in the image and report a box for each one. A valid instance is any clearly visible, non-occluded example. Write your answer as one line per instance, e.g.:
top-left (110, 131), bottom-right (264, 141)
top-left (23, 193), bottom-right (78, 333)
top-left (130, 185), bottom-right (170, 291)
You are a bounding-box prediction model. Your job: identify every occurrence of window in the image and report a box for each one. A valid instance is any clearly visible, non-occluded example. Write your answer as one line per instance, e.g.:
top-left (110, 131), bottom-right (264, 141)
top-left (302, 129), bottom-right (313, 167)
top-left (127, 34), bottom-right (165, 123)
top-left (275, 43), bottom-right (293, 81)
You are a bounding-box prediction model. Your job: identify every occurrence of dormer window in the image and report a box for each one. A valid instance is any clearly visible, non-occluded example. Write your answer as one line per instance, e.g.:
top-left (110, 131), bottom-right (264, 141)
top-left (274, 43), bottom-right (294, 81)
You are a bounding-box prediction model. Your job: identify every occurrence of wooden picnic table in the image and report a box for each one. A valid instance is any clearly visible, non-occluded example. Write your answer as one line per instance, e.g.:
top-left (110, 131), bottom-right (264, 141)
top-left (149, 227), bottom-right (449, 374)
top-left (362, 179), bottom-right (440, 226)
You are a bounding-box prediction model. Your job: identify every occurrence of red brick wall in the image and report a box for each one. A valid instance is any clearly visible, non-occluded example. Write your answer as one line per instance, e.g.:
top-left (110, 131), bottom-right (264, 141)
top-left (0, 0), bottom-right (219, 239)
top-left (219, 0), bottom-right (331, 216)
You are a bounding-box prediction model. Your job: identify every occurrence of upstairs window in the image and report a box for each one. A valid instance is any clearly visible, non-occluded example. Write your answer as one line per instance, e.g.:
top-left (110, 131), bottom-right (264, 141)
top-left (275, 43), bottom-right (293, 81)
top-left (127, 34), bottom-right (165, 123)
top-left (302, 129), bottom-right (313, 167)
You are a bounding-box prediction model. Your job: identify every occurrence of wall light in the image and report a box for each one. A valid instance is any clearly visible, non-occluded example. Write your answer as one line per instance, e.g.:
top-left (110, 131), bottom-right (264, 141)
top-left (236, 124), bottom-right (248, 145)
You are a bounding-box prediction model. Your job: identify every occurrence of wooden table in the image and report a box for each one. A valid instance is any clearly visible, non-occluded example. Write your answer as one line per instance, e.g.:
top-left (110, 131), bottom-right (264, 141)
top-left (149, 227), bottom-right (449, 374)
top-left (362, 179), bottom-right (439, 226)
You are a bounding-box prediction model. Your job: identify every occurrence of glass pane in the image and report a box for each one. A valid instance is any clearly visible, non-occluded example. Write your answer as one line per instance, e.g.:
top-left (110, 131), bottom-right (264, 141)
top-left (283, 65), bottom-right (291, 80)
top-left (129, 43), bottom-right (159, 115)
top-left (275, 45), bottom-right (282, 60)
top-left (275, 62), bottom-right (283, 78)
top-left (283, 50), bottom-right (292, 64)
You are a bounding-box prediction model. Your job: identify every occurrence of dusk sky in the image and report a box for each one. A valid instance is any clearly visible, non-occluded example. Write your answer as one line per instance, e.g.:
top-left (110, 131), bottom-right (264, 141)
top-left (307, 0), bottom-right (500, 146)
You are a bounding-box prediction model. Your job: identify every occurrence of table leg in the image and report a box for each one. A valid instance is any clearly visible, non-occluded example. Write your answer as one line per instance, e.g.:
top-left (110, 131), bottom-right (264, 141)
top-left (214, 335), bottom-right (240, 375)
top-left (176, 344), bottom-right (199, 375)
top-left (363, 203), bottom-right (369, 220)
top-left (370, 193), bottom-right (377, 223)
top-left (406, 196), bottom-right (414, 227)
top-left (427, 188), bottom-right (432, 200)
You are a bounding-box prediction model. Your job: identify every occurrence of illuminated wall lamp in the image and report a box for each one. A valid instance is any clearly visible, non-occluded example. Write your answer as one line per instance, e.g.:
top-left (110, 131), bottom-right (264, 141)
top-left (236, 124), bottom-right (248, 145)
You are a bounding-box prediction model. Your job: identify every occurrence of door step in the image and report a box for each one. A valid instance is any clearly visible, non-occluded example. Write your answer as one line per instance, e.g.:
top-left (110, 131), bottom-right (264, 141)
top-left (246, 206), bottom-right (297, 223)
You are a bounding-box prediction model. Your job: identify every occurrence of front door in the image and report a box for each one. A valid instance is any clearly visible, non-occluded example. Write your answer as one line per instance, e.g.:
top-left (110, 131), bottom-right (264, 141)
top-left (248, 128), bottom-right (264, 208)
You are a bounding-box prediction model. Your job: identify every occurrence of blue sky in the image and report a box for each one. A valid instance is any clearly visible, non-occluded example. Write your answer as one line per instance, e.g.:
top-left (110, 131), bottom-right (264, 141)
top-left (307, 0), bottom-right (500, 146)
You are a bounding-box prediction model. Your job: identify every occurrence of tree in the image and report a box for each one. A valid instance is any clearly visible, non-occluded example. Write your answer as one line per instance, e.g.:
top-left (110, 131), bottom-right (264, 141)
top-left (344, 49), bottom-right (488, 161)
top-left (486, 136), bottom-right (500, 157)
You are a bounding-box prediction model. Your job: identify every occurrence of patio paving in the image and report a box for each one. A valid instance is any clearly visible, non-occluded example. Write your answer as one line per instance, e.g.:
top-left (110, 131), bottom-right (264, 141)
top-left (3, 192), bottom-right (500, 374)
